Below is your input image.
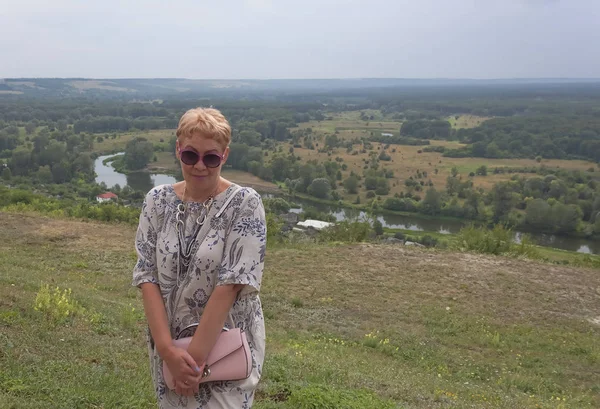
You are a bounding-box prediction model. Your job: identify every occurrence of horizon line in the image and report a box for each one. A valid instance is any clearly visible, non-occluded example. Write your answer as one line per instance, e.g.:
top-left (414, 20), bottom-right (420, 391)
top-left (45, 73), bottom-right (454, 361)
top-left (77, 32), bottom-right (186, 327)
top-left (3, 76), bottom-right (600, 81)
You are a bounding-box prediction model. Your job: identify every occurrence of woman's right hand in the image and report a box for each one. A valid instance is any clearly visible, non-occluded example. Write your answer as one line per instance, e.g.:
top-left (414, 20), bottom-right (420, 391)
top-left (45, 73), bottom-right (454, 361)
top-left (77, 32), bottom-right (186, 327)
top-left (161, 345), bottom-right (203, 394)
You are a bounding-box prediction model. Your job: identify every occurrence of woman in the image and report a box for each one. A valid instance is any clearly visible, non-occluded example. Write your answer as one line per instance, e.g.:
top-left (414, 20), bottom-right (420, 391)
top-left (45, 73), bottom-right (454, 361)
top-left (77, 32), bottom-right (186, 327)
top-left (132, 107), bottom-right (266, 408)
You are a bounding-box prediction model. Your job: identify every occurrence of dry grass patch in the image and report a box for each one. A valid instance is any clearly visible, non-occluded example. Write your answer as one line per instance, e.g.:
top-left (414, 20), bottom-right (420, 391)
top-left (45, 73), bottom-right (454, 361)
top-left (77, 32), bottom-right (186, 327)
top-left (93, 129), bottom-right (175, 153)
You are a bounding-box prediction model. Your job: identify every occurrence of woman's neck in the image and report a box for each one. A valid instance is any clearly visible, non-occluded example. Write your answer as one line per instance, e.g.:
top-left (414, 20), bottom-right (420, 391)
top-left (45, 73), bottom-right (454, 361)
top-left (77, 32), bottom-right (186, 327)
top-left (183, 178), bottom-right (222, 203)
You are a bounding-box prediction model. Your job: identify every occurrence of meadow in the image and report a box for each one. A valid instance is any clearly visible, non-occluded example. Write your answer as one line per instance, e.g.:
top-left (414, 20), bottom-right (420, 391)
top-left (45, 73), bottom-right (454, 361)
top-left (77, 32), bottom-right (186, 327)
top-left (80, 111), bottom-right (598, 206)
top-left (1, 212), bottom-right (599, 408)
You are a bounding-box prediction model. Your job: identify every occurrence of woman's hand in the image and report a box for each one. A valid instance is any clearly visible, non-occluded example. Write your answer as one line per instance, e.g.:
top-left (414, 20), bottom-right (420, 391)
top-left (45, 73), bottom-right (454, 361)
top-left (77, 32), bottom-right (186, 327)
top-left (162, 345), bottom-right (203, 394)
top-left (174, 379), bottom-right (200, 397)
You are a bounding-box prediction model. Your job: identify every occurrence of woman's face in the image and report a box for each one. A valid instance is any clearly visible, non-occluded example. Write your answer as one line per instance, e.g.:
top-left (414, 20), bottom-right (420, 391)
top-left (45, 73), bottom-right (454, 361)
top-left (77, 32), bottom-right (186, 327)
top-left (176, 135), bottom-right (229, 192)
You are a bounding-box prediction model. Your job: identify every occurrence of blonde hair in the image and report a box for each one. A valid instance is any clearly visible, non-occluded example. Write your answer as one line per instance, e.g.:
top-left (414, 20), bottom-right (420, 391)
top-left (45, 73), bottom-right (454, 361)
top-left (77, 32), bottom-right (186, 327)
top-left (176, 107), bottom-right (231, 149)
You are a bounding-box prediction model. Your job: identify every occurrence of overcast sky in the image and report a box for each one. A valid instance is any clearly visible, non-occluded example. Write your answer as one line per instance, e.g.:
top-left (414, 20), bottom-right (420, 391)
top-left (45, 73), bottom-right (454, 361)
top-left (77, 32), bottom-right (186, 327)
top-left (0, 0), bottom-right (598, 79)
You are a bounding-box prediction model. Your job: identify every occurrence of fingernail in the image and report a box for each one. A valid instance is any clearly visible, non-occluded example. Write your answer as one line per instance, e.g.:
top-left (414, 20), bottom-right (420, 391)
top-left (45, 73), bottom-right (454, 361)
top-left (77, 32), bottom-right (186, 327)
top-left (195, 366), bottom-right (201, 372)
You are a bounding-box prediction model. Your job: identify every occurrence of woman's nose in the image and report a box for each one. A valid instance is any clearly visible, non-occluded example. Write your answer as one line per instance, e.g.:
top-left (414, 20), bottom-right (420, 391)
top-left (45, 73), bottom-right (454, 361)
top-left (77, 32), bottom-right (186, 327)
top-left (194, 158), bottom-right (207, 171)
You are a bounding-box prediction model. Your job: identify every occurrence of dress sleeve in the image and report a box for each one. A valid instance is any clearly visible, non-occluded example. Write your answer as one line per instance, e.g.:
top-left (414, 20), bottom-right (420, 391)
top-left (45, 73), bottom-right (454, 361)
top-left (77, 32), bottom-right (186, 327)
top-left (132, 189), bottom-right (160, 288)
top-left (217, 188), bottom-right (267, 297)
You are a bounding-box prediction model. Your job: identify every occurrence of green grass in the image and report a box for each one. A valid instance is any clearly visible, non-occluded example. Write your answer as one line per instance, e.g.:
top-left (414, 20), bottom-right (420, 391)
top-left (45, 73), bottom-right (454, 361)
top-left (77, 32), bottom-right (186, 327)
top-left (1, 212), bottom-right (599, 408)
top-left (92, 129), bottom-right (174, 154)
top-left (384, 226), bottom-right (600, 268)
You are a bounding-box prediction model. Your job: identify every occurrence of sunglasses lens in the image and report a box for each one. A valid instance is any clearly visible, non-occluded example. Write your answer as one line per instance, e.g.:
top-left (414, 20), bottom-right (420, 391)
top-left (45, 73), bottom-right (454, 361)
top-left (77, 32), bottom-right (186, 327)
top-left (203, 154), bottom-right (222, 168)
top-left (180, 150), bottom-right (199, 166)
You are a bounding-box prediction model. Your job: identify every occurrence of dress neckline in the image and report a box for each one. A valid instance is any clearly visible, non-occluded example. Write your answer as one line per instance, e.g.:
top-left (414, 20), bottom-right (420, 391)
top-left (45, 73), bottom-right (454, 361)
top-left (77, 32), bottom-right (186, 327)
top-left (168, 183), bottom-right (238, 208)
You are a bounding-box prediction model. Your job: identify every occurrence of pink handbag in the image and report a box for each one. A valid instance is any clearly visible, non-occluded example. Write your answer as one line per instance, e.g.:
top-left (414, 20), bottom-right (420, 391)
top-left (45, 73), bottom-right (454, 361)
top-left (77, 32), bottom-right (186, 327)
top-left (163, 327), bottom-right (252, 389)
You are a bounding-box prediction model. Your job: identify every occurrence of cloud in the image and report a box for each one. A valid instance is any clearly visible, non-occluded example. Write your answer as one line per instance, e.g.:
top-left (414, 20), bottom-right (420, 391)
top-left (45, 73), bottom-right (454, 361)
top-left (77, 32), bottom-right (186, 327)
top-left (0, 0), bottom-right (598, 78)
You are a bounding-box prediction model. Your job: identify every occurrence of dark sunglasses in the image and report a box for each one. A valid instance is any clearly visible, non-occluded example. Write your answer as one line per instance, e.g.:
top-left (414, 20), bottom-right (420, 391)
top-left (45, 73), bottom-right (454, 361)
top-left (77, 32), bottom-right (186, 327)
top-left (179, 149), bottom-right (224, 168)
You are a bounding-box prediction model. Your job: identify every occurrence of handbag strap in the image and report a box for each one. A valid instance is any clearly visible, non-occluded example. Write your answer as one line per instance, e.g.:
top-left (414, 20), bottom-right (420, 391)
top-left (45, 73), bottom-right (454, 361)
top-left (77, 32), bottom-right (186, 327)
top-left (176, 184), bottom-right (243, 278)
top-left (174, 185), bottom-right (243, 336)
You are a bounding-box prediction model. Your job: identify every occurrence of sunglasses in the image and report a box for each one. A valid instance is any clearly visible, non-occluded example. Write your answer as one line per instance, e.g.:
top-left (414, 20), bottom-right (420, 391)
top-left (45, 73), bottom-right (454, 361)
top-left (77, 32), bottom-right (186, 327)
top-left (179, 148), bottom-right (224, 168)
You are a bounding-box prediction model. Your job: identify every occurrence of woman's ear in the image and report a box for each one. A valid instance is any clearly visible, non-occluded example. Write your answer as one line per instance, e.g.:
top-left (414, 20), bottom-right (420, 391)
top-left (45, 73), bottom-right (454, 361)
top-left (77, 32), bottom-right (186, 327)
top-left (222, 146), bottom-right (230, 165)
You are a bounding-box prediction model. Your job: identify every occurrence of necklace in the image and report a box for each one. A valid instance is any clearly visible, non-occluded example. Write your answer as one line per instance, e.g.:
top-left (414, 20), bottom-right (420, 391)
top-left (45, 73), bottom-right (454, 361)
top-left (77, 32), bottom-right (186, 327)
top-left (174, 182), bottom-right (220, 287)
top-left (177, 182), bottom-right (220, 226)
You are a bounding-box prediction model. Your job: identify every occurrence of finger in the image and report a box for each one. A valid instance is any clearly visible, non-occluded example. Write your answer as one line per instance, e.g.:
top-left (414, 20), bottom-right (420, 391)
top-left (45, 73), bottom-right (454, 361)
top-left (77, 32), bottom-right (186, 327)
top-left (174, 382), bottom-right (184, 396)
top-left (181, 351), bottom-right (202, 374)
top-left (183, 373), bottom-right (203, 385)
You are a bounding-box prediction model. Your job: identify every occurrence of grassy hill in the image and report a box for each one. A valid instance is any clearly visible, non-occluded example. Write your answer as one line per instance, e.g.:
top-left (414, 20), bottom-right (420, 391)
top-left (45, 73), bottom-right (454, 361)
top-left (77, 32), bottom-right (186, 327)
top-left (0, 212), bottom-right (599, 408)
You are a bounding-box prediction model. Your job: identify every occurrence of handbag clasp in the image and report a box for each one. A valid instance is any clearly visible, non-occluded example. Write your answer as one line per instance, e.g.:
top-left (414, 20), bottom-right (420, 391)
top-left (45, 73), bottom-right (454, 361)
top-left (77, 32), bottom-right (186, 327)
top-left (202, 365), bottom-right (211, 378)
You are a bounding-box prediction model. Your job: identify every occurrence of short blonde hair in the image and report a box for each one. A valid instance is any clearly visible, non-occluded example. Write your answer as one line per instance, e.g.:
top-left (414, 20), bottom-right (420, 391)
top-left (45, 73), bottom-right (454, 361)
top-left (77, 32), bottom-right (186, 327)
top-left (176, 107), bottom-right (231, 149)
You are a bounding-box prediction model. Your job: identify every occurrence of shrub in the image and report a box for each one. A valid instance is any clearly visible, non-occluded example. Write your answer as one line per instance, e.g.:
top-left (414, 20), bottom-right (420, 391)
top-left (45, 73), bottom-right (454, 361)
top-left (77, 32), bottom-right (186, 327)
top-left (373, 219), bottom-right (384, 236)
top-left (454, 224), bottom-right (539, 257)
top-left (319, 220), bottom-right (372, 243)
top-left (34, 284), bottom-right (84, 326)
top-left (393, 232), bottom-right (406, 240)
top-left (418, 234), bottom-right (438, 247)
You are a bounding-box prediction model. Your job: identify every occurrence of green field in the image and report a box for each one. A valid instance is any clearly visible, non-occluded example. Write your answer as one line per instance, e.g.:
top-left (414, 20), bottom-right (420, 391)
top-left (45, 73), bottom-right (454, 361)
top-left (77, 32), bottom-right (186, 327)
top-left (284, 137), bottom-right (597, 203)
top-left (1, 212), bottom-right (599, 408)
top-left (92, 129), bottom-right (175, 154)
top-left (446, 115), bottom-right (493, 129)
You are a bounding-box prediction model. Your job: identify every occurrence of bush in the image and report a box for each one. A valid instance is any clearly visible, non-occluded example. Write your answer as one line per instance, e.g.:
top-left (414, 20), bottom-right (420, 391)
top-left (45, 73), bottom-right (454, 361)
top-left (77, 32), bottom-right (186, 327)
top-left (319, 220), bottom-right (372, 243)
top-left (454, 224), bottom-right (539, 257)
top-left (455, 224), bottom-right (512, 255)
top-left (34, 284), bottom-right (84, 326)
top-left (418, 234), bottom-right (438, 247)
top-left (264, 197), bottom-right (291, 214)
top-left (373, 219), bottom-right (384, 236)
top-left (393, 232), bottom-right (406, 240)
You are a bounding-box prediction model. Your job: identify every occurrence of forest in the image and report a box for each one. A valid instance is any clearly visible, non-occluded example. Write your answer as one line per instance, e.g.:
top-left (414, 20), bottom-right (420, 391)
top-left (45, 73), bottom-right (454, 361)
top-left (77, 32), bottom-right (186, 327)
top-left (1, 79), bottom-right (599, 239)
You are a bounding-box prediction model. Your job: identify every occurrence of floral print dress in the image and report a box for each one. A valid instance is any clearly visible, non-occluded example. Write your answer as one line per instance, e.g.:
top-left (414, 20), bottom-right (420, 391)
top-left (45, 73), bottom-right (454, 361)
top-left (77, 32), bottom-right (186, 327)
top-left (132, 183), bottom-right (266, 409)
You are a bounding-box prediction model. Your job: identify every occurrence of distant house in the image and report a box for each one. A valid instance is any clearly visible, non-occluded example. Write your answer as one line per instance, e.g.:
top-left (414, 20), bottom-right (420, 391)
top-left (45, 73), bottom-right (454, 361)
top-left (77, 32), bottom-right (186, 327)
top-left (296, 219), bottom-right (334, 231)
top-left (96, 192), bottom-right (118, 203)
top-left (381, 132), bottom-right (394, 137)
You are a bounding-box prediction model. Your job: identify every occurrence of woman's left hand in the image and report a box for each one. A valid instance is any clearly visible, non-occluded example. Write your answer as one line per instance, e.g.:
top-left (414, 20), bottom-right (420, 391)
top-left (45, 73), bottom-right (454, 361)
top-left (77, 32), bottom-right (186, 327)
top-left (174, 379), bottom-right (200, 396)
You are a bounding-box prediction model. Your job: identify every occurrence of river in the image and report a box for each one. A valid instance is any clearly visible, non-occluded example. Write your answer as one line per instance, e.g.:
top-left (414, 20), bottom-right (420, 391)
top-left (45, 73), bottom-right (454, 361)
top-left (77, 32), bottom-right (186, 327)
top-left (94, 153), bottom-right (177, 193)
top-left (94, 154), bottom-right (599, 255)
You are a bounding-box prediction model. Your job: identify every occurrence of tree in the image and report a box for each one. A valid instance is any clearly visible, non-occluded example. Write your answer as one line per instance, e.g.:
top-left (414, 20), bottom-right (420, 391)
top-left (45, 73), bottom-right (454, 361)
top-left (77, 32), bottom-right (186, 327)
top-left (264, 197), bottom-right (290, 214)
top-left (375, 178), bottom-right (390, 195)
top-left (446, 176), bottom-right (461, 196)
top-left (299, 164), bottom-right (317, 192)
top-left (365, 176), bottom-right (378, 190)
top-left (548, 180), bottom-right (567, 200)
top-left (57, 120), bottom-right (68, 132)
top-left (421, 187), bottom-right (442, 215)
top-left (72, 153), bottom-right (94, 174)
top-left (492, 182), bottom-right (516, 222)
top-left (308, 178), bottom-right (331, 199)
top-left (486, 142), bottom-right (501, 158)
top-left (123, 137), bottom-right (154, 170)
top-left (475, 165), bottom-right (488, 176)
top-left (551, 203), bottom-right (582, 234)
top-left (36, 165), bottom-right (54, 184)
top-left (237, 130), bottom-right (262, 146)
top-left (343, 175), bottom-right (359, 194)
top-left (25, 122), bottom-right (36, 135)
top-left (39, 140), bottom-right (67, 166)
top-left (10, 148), bottom-right (32, 176)
top-left (1, 167), bottom-right (11, 181)
top-left (51, 161), bottom-right (71, 183)
top-left (525, 198), bottom-right (551, 230)
top-left (594, 215), bottom-right (600, 234)
top-left (270, 156), bottom-right (291, 181)
top-left (373, 219), bottom-right (384, 236)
